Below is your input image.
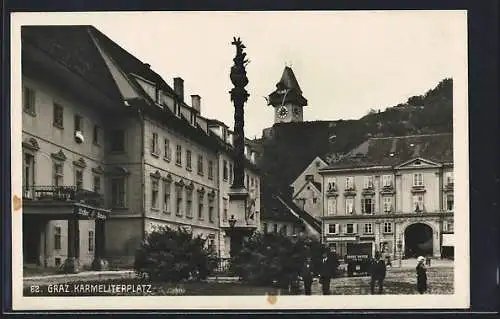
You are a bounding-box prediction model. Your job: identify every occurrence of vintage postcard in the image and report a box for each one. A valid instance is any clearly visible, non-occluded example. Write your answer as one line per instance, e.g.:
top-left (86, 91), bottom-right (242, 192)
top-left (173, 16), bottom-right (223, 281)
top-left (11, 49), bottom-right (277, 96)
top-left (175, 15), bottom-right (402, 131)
top-left (11, 10), bottom-right (469, 310)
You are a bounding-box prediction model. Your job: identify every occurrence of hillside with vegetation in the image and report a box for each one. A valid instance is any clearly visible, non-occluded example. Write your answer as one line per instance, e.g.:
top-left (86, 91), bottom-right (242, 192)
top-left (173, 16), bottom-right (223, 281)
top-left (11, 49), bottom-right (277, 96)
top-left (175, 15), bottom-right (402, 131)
top-left (255, 78), bottom-right (453, 192)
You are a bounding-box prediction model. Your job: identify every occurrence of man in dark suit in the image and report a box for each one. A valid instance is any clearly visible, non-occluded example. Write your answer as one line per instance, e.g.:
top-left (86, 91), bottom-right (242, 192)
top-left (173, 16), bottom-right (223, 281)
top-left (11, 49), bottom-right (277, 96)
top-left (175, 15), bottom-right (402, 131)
top-left (370, 251), bottom-right (387, 294)
top-left (319, 249), bottom-right (339, 295)
top-left (299, 257), bottom-right (314, 295)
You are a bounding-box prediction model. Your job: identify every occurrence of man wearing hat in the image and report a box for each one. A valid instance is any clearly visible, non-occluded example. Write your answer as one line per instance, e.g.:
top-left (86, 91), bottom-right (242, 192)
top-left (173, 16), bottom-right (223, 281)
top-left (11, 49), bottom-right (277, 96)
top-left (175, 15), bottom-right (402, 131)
top-left (370, 251), bottom-right (387, 294)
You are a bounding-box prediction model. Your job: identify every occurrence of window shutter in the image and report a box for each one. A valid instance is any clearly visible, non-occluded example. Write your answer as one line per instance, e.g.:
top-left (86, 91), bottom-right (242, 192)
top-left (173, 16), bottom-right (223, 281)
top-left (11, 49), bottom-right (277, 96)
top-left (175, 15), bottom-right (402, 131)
top-left (324, 223), bottom-right (329, 234)
top-left (353, 223), bottom-right (358, 234)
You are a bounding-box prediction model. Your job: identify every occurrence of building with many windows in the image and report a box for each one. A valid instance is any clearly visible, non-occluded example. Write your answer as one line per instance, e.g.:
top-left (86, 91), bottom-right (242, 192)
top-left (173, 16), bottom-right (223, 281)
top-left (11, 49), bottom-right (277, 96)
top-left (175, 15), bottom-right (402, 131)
top-left (21, 25), bottom-right (260, 271)
top-left (318, 133), bottom-right (454, 260)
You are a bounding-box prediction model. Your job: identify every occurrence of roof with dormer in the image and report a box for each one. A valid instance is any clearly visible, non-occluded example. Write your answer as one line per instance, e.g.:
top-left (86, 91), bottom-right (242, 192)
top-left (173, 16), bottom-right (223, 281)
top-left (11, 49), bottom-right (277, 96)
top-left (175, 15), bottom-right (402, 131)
top-left (322, 133), bottom-right (453, 171)
top-left (267, 66), bottom-right (308, 107)
top-left (22, 25), bottom-right (261, 174)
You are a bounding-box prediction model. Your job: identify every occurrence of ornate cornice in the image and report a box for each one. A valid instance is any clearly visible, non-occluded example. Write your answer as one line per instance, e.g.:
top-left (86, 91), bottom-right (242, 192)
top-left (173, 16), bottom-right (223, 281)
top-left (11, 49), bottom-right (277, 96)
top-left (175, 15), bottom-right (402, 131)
top-left (92, 165), bottom-right (104, 175)
top-left (73, 157), bottom-right (87, 169)
top-left (150, 170), bottom-right (162, 179)
top-left (22, 137), bottom-right (40, 151)
top-left (51, 149), bottom-right (67, 162)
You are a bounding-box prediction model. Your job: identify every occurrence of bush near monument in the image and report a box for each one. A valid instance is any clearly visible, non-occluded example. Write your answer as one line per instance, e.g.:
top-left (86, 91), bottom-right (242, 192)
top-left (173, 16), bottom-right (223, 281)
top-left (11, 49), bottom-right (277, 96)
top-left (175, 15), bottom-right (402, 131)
top-left (134, 226), bottom-right (215, 283)
top-left (231, 232), bottom-right (326, 289)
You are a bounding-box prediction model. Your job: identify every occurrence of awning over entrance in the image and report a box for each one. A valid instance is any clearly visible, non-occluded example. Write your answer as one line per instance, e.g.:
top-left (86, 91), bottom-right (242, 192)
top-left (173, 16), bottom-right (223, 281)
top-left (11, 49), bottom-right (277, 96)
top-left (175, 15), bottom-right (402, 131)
top-left (442, 234), bottom-right (454, 247)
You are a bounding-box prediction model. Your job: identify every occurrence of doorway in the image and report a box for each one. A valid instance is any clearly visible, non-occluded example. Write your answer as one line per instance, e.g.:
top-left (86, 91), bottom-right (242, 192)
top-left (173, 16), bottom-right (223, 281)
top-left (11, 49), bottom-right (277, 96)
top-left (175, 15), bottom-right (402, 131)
top-left (404, 223), bottom-right (433, 258)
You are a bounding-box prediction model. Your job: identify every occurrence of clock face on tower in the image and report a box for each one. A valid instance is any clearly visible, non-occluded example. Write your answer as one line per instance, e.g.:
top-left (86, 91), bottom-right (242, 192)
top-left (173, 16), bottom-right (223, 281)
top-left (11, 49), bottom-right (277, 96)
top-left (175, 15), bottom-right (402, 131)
top-left (278, 106), bottom-right (288, 119)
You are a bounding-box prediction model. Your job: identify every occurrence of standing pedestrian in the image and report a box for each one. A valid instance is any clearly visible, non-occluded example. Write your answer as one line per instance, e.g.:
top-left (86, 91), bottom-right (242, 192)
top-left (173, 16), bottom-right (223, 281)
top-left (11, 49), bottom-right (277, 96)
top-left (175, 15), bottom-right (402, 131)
top-left (319, 250), bottom-right (334, 295)
top-left (370, 251), bottom-right (386, 294)
top-left (416, 256), bottom-right (428, 294)
top-left (299, 256), bottom-right (314, 295)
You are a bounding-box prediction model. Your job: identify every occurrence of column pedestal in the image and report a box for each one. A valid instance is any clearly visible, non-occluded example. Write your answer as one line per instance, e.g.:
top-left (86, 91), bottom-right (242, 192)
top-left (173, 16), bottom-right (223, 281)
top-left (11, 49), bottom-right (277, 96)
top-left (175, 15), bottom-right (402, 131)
top-left (92, 218), bottom-right (108, 270)
top-left (63, 216), bottom-right (80, 273)
top-left (228, 187), bottom-right (249, 257)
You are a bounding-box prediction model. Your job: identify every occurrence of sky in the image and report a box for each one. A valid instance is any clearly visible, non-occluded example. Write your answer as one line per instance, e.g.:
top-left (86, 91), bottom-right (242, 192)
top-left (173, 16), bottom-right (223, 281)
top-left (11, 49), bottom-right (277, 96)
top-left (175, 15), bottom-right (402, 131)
top-left (18, 11), bottom-right (467, 139)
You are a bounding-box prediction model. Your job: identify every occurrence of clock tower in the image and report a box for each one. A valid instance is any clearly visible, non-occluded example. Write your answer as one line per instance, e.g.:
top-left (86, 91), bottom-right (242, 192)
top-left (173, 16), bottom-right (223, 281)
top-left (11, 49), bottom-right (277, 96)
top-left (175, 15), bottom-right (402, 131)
top-left (267, 66), bottom-right (308, 123)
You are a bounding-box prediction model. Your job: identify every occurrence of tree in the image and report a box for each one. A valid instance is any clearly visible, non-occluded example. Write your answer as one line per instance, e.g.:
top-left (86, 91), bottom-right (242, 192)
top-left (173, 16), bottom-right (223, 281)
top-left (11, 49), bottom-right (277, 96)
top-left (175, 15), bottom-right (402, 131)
top-left (134, 226), bottom-right (215, 283)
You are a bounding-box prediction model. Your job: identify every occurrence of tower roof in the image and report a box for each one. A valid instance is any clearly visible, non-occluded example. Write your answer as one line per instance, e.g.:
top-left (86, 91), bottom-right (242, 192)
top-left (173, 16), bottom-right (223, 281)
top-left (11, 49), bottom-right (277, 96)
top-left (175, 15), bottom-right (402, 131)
top-left (277, 66), bottom-right (302, 93)
top-left (267, 66), bottom-right (308, 107)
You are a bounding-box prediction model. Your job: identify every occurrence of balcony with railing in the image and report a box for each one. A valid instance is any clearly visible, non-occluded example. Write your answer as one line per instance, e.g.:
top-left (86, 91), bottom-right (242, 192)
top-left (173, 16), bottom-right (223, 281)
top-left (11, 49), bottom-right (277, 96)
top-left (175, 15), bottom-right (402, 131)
top-left (23, 185), bottom-right (105, 208)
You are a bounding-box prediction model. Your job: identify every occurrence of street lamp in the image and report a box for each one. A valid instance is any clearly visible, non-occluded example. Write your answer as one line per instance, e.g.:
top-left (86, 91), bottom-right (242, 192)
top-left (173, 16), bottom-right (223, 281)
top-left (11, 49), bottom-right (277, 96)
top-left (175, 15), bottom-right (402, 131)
top-left (397, 239), bottom-right (403, 268)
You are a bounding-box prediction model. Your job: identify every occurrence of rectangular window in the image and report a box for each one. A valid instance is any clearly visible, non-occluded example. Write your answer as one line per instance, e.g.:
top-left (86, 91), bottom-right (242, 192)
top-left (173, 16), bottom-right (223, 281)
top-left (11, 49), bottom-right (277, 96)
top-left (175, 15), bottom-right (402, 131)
top-left (151, 132), bottom-right (159, 155)
top-left (413, 173), bottom-right (424, 187)
top-left (382, 175), bottom-right (393, 187)
top-left (53, 162), bottom-right (64, 187)
top-left (446, 194), bottom-right (454, 211)
top-left (176, 185), bottom-right (183, 216)
top-left (208, 198), bottom-right (215, 223)
top-left (186, 190), bottom-right (193, 217)
top-left (198, 195), bottom-right (204, 220)
top-left (75, 169), bottom-right (83, 190)
top-left (186, 150), bottom-right (192, 170)
top-left (328, 224), bottom-right (337, 234)
top-left (327, 197), bottom-right (336, 215)
top-left (164, 138), bottom-right (171, 161)
top-left (109, 130), bottom-right (125, 152)
top-left (229, 164), bottom-right (233, 183)
top-left (346, 223), bottom-right (354, 234)
top-left (363, 223), bottom-right (373, 234)
top-left (92, 125), bottom-right (100, 145)
top-left (445, 220), bottom-right (454, 232)
top-left (345, 197), bottom-right (354, 214)
top-left (246, 173), bottom-right (249, 189)
top-left (362, 197), bottom-right (375, 214)
top-left (263, 223), bottom-right (268, 234)
top-left (223, 160), bottom-right (228, 181)
top-left (23, 153), bottom-right (35, 194)
top-left (345, 176), bottom-right (354, 189)
top-left (23, 86), bottom-right (36, 114)
top-left (363, 176), bottom-right (374, 189)
top-left (176, 145), bottom-right (182, 165)
top-left (327, 178), bottom-right (337, 191)
top-left (197, 155), bottom-right (204, 175)
top-left (163, 181), bottom-right (171, 213)
top-left (273, 224), bottom-right (278, 233)
top-left (111, 178), bottom-right (126, 208)
top-left (445, 172), bottom-right (454, 185)
top-left (413, 194), bottom-right (424, 212)
top-left (151, 179), bottom-right (159, 209)
top-left (93, 175), bottom-right (101, 194)
top-left (383, 222), bottom-right (393, 233)
top-left (74, 114), bottom-right (83, 133)
top-left (53, 102), bottom-right (64, 128)
top-left (281, 225), bottom-right (288, 235)
top-left (54, 226), bottom-right (62, 250)
top-left (383, 196), bottom-right (392, 213)
top-left (208, 160), bottom-right (214, 180)
top-left (88, 231), bottom-right (94, 252)
top-left (223, 198), bottom-right (228, 221)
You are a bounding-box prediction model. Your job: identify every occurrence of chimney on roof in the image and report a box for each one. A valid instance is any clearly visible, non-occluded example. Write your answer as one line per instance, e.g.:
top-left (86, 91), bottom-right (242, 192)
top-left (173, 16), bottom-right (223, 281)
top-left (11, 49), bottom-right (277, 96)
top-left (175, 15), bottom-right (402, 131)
top-left (191, 95), bottom-right (201, 113)
top-left (174, 77), bottom-right (184, 102)
top-left (144, 63), bottom-right (151, 68)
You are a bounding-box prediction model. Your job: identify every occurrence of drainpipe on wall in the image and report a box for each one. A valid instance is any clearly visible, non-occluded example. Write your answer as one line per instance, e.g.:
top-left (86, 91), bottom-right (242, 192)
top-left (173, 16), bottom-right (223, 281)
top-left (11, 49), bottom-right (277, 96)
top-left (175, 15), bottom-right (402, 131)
top-left (216, 150), bottom-right (222, 259)
top-left (137, 106), bottom-right (146, 242)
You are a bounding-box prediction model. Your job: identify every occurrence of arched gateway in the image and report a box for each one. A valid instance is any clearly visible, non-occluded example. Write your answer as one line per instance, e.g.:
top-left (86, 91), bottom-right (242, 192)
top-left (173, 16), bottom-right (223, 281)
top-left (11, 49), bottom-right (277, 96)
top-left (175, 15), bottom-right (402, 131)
top-left (404, 223), bottom-right (433, 258)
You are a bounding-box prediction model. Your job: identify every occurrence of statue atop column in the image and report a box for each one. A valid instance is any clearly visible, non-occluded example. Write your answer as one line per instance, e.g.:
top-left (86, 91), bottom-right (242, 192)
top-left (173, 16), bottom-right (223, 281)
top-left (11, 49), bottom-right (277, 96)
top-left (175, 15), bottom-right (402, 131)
top-left (229, 37), bottom-right (250, 190)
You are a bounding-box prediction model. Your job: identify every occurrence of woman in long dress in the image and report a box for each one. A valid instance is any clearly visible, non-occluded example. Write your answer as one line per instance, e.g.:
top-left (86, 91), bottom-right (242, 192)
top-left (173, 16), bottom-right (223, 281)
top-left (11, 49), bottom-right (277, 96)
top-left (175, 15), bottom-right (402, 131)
top-left (416, 256), bottom-right (428, 294)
